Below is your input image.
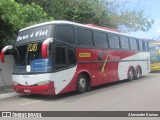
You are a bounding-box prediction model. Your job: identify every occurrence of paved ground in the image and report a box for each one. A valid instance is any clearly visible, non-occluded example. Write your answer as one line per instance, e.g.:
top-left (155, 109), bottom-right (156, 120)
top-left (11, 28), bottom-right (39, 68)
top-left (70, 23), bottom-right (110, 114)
top-left (0, 73), bottom-right (160, 120)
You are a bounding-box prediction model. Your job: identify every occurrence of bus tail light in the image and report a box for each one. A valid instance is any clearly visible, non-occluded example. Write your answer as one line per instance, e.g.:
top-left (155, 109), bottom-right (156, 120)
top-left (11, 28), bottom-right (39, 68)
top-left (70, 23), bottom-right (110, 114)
top-left (41, 38), bottom-right (53, 58)
top-left (13, 81), bottom-right (18, 86)
top-left (1, 45), bottom-right (13, 63)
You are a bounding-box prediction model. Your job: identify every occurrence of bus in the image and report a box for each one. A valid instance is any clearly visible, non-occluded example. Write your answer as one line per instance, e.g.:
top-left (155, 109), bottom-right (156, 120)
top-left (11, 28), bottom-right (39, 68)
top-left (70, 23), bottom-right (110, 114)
top-left (0, 21), bottom-right (150, 95)
top-left (149, 42), bottom-right (160, 72)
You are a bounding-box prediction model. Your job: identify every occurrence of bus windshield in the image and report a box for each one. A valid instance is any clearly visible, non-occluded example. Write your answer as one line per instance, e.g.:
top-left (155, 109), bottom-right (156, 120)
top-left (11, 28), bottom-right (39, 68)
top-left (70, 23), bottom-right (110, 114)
top-left (13, 42), bottom-right (52, 74)
top-left (149, 44), bottom-right (160, 63)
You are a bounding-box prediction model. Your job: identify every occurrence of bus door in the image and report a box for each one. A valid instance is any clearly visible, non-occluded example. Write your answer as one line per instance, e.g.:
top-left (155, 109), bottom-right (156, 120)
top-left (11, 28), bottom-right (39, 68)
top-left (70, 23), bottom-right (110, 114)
top-left (101, 50), bottom-right (113, 83)
top-left (54, 44), bottom-right (76, 93)
top-left (96, 50), bottom-right (111, 84)
top-left (94, 50), bottom-right (103, 85)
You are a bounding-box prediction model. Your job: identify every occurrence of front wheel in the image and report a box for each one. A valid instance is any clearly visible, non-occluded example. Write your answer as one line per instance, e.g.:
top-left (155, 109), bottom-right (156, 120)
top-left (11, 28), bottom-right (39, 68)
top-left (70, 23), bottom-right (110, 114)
top-left (76, 74), bottom-right (87, 94)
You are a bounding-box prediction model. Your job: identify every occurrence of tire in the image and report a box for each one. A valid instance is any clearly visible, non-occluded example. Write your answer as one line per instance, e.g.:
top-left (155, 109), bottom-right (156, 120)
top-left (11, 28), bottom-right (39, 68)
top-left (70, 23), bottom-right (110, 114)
top-left (128, 67), bottom-right (134, 82)
top-left (76, 74), bottom-right (88, 94)
top-left (135, 67), bottom-right (141, 80)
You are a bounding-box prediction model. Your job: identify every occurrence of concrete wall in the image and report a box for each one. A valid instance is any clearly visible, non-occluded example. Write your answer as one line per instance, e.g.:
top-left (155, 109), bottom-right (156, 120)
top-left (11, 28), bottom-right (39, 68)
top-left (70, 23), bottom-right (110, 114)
top-left (0, 55), bottom-right (13, 86)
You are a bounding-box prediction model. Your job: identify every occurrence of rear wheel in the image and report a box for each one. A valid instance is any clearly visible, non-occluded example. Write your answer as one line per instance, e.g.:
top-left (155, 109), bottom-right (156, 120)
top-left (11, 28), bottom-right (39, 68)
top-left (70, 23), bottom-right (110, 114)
top-left (135, 67), bottom-right (141, 80)
top-left (128, 68), bottom-right (134, 81)
top-left (76, 74), bottom-right (87, 93)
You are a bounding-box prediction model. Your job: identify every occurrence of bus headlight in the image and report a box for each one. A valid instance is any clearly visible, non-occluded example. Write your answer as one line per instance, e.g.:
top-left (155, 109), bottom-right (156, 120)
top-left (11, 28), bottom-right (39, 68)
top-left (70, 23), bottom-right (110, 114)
top-left (13, 81), bottom-right (18, 85)
top-left (37, 80), bottom-right (51, 86)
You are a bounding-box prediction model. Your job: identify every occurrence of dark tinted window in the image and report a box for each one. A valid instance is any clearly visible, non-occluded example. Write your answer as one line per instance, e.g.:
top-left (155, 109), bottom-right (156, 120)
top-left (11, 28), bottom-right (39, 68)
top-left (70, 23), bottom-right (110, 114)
top-left (120, 36), bottom-right (129, 49)
top-left (136, 39), bottom-right (140, 50)
top-left (77, 28), bottom-right (93, 47)
top-left (55, 25), bottom-right (75, 44)
top-left (144, 41), bottom-right (149, 51)
top-left (55, 46), bottom-right (66, 70)
top-left (139, 40), bottom-right (143, 51)
top-left (93, 31), bottom-right (108, 49)
top-left (15, 45), bottom-right (27, 66)
top-left (68, 48), bottom-right (76, 66)
top-left (142, 41), bottom-right (146, 51)
top-left (129, 38), bottom-right (137, 50)
top-left (108, 33), bottom-right (120, 49)
top-left (146, 42), bottom-right (149, 51)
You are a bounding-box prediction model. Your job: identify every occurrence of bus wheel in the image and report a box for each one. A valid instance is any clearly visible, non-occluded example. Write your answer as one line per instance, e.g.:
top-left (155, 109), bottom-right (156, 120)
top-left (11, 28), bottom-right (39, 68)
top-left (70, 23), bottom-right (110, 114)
top-left (128, 67), bottom-right (134, 81)
top-left (76, 74), bottom-right (87, 94)
top-left (135, 67), bottom-right (141, 80)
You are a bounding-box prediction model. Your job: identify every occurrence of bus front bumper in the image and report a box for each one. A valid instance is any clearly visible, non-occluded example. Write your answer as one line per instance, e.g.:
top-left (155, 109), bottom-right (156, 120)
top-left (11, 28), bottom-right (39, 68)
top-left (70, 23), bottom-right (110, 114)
top-left (13, 81), bottom-right (55, 95)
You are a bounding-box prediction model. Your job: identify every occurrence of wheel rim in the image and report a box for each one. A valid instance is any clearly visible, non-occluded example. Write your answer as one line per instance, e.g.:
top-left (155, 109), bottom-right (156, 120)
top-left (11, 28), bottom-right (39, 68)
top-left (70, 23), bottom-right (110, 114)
top-left (78, 78), bottom-right (86, 90)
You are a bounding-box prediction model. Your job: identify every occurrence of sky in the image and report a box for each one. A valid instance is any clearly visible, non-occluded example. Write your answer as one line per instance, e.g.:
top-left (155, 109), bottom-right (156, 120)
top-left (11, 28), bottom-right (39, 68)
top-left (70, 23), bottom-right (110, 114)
top-left (119, 0), bottom-right (160, 40)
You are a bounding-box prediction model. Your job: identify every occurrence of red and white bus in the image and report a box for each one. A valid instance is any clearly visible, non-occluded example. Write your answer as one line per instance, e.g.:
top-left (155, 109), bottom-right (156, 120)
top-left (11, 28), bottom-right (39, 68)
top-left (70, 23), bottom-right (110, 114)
top-left (0, 21), bottom-right (150, 95)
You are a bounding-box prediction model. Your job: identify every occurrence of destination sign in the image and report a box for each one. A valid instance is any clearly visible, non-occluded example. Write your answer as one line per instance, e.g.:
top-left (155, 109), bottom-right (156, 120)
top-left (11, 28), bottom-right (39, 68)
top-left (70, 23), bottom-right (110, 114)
top-left (16, 24), bottom-right (53, 45)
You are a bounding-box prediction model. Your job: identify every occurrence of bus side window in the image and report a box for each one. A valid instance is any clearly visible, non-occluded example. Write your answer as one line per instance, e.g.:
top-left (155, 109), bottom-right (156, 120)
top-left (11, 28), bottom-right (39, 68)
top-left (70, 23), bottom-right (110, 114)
top-left (68, 48), bottom-right (76, 66)
top-left (142, 41), bottom-right (146, 51)
top-left (93, 31), bottom-right (108, 49)
top-left (120, 36), bottom-right (129, 50)
top-left (55, 25), bottom-right (75, 44)
top-left (136, 39), bottom-right (140, 50)
top-left (145, 41), bottom-right (149, 51)
top-left (55, 46), bottom-right (66, 70)
top-left (108, 33), bottom-right (120, 49)
top-left (139, 40), bottom-right (143, 51)
top-left (76, 27), bottom-right (93, 47)
top-left (129, 38), bottom-right (137, 50)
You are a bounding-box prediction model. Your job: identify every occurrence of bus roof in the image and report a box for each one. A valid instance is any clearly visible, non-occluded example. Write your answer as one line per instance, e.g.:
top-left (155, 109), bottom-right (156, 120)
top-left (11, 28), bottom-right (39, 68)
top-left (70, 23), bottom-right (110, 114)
top-left (85, 24), bottom-right (120, 33)
top-left (19, 20), bottom-right (143, 40)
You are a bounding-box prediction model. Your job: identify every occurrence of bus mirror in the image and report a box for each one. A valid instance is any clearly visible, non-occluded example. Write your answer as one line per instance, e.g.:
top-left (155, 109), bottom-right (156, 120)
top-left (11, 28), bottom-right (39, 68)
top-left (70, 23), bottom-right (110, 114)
top-left (42, 38), bottom-right (53, 58)
top-left (1, 45), bottom-right (13, 63)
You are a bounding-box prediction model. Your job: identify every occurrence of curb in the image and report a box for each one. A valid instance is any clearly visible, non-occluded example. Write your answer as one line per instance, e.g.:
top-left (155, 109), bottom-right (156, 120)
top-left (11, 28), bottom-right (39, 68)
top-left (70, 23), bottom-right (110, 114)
top-left (0, 92), bottom-right (19, 100)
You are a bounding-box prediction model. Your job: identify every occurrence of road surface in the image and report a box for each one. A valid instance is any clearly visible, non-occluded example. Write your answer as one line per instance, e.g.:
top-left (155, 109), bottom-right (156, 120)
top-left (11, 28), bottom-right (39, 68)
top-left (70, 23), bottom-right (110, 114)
top-left (0, 73), bottom-right (160, 119)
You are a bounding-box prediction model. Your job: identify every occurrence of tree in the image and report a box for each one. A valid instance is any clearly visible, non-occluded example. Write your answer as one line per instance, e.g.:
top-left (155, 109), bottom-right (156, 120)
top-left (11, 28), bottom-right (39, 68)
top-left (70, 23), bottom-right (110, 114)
top-left (109, 10), bottom-right (154, 32)
top-left (0, 0), bottom-right (52, 49)
top-left (16, 0), bottom-right (116, 28)
top-left (104, 0), bottom-right (154, 32)
top-left (16, 0), bottom-right (154, 33)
